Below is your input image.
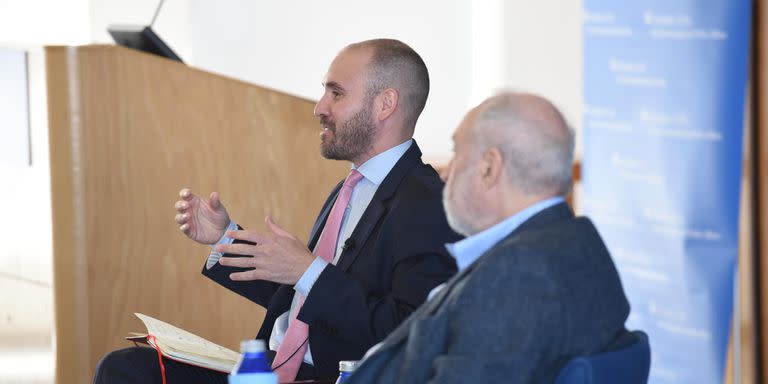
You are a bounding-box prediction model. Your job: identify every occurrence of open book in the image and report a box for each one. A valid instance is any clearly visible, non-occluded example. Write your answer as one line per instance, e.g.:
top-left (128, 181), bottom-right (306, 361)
top-left (127, 313), bottom-right (240, 373)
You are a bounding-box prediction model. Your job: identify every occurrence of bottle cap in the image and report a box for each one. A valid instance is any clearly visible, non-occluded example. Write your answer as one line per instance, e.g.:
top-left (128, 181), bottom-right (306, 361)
top-left (240, 339), bottom-right (266, 353)
top-left (339, 360), bottom-right (359, 372)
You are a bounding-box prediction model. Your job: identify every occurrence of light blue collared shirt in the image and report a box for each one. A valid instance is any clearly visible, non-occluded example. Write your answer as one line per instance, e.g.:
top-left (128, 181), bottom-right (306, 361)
top-left (208, 139), bottom-right (413, 365)
top-left (424, 196), bottom-right (565, 302)
top-left (445, 196), bottom-right (566, 271)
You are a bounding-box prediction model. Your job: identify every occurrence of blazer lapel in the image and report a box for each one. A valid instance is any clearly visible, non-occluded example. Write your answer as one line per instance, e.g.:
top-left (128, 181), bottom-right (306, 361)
top-left (335, 141), bottom-right (424, 271)
top-left (307, 181), bottom-right (343, 250)
top-left (372, 261), bottom-right (479, 353)
top-left (420, 257), bottom-right (483, 315)
top-left (335, 201), bottom-right (385, 271)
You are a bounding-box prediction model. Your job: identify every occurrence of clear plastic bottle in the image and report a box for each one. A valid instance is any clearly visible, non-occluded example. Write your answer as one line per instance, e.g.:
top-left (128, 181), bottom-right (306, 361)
top-left (335, 360), bottom-right (359, 384)
top-left (228, 339), bottom-right (277, 384)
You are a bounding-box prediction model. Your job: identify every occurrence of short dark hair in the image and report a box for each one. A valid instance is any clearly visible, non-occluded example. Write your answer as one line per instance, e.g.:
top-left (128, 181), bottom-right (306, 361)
top-left (347, 39), bottom-right (430, 131)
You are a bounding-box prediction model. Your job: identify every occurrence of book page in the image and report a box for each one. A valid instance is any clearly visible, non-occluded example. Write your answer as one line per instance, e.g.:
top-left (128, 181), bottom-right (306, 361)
top-left (135, 313), bottom-right (239, 362)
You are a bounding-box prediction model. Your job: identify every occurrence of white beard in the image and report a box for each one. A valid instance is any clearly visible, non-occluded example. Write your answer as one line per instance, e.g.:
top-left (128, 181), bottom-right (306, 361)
top-left (442, 172), bottom-right (478, 237)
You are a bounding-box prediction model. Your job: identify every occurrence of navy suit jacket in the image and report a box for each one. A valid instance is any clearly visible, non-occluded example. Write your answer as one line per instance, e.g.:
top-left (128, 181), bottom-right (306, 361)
top-left (202, 142), bottom-right (460, 379)
top-left (347, 202), bottom-right (631, 384)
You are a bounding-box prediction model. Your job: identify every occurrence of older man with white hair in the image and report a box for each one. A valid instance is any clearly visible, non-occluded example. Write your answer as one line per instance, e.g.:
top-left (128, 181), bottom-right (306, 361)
top-left (346, 92), bottom-right (634, 383)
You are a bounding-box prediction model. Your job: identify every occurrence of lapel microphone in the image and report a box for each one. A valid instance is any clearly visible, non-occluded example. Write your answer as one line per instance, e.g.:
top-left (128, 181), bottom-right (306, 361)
top-left (342, 238), bottom-right (356, 252)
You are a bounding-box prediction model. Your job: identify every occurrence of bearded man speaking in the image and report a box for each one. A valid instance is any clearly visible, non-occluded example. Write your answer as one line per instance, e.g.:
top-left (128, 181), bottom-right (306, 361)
top-left (93, 39), bottom-right (460, 384)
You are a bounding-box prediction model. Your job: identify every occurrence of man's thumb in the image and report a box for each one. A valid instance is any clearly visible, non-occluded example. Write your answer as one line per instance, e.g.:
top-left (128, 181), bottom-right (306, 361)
top-left (209, 192), bottom-right (222, 209)
top-left (266, 216), bottom-right (292, 237)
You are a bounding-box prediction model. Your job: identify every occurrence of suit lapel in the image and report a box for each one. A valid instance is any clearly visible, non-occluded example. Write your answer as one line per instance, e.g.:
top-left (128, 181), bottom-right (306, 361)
top-left (371, 261), bottom-right (480, 353)
top-left (335, 141), bottom-right (424, 272)
top-left (335, 201), bottom-right (385, 271)
top-left (422, 259), bottom-right (482, 314)
top-left (307, 181), bottom-right (343, 250)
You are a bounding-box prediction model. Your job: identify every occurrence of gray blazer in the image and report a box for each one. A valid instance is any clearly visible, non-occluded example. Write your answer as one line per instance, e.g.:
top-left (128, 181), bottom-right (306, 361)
top-left (346, 202), bottom-right (631, 384)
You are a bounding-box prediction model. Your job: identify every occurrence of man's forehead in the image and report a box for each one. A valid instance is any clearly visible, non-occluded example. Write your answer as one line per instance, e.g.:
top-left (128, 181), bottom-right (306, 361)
top-left (322, 56), bottom-right (367, 91)
top-left (453, 107), bottom-right (480, 142)
top-left (326, 48), bottom-right (372, 79)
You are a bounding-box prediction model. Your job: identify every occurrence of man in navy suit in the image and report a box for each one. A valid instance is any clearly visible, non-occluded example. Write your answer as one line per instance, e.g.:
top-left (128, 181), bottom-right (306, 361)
top-left (347, 92), bottom-right (633, 383)
top-left (93, 39), bottom-right (459, 383)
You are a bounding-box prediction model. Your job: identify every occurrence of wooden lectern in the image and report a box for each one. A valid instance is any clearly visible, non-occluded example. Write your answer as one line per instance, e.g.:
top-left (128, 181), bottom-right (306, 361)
top-left (45, 45), bottom-right (348, 384)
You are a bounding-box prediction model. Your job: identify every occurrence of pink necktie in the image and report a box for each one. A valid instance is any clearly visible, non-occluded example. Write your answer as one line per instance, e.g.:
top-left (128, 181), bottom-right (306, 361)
top-left (272, 169), bottom-right (364, 382)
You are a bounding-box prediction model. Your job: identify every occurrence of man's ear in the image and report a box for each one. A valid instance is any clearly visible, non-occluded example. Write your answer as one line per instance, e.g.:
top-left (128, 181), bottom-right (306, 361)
top-left (376, 88), bottom-right (399, 122)
top-left (481, 147), bottom-right (504, 189)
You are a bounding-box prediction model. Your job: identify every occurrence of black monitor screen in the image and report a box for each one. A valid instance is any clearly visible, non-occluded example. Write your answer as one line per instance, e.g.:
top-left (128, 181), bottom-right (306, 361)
top-left (108, 25), bottom-right (183, 63)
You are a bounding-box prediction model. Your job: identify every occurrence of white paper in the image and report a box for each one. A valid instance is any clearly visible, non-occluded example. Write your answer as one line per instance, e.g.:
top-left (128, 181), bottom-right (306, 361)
top-left (135, 313), bottom-right (239, 362)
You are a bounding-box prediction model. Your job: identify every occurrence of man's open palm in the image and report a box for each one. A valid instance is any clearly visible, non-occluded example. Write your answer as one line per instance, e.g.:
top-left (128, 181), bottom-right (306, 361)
top-left (174, 188), bottom-right (230, 245)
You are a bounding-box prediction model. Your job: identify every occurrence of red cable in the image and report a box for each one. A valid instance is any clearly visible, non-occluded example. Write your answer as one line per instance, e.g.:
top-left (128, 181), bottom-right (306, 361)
top-left (148, 335), bottom-right (167, 384)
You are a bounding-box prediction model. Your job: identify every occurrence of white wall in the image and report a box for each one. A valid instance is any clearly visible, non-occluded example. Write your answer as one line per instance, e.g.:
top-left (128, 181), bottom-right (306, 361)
top-left (0, 0), bottom-right (90, 46)
top-left (0, 2), bottom-right (89, 382)
top-left (500, 0), bottom-right (584, 155)
top-left (0, 47), bottom-right (55, 383)
top-left (186, 0), bottom-right (475, 161)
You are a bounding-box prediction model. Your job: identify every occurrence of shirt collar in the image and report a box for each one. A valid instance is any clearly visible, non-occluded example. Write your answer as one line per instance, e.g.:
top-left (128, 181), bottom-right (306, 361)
top-left (353, 139), bottom-right (413, 185)
top-left (445, 196), bottom-right (565, 271)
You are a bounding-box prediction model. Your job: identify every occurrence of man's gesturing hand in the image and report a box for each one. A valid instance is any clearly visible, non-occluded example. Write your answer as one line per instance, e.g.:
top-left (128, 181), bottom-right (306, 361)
top-left (174, 188), bottom-right (231, 245)
top-left (216, 216), bottom-right (315, 285)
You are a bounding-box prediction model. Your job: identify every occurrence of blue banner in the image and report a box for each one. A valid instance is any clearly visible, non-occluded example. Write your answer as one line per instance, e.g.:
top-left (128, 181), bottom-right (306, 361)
top-left (581, 1), bottom-right (751, 383)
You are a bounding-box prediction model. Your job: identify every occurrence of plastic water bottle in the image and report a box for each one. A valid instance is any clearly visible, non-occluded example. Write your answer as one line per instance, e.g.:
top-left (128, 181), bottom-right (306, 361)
top-left (335, 360), bottom-right (359, 384)
top-left (228, 339), bottom-right (277, 384)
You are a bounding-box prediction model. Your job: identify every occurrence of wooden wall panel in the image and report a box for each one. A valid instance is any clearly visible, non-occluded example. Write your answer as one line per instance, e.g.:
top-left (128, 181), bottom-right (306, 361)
top-left (757, 1), bottom-right (768, 381)
top-left (46, 45), bottom-right (348, 384)
top-left (724, 125), bottom-right (759, 384)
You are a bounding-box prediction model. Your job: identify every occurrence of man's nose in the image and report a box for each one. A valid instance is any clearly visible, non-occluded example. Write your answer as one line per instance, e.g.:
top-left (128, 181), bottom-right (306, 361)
top-left (314, 94), bottom-right (329, 117)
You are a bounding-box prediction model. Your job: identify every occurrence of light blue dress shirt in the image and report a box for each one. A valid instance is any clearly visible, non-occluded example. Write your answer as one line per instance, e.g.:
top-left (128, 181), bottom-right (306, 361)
top-left (206, 139), bottom-right (413, 365)
top-left (428, 196), bottom-right (566, 300)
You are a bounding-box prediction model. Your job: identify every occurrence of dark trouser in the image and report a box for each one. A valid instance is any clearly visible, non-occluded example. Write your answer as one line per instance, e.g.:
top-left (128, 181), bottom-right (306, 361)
top-left (92, 346), bottom-right (318, 384)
